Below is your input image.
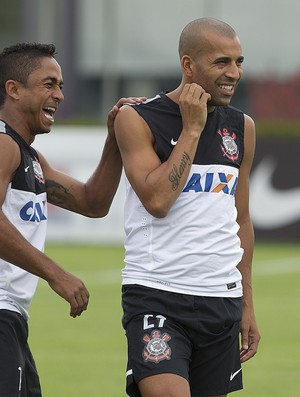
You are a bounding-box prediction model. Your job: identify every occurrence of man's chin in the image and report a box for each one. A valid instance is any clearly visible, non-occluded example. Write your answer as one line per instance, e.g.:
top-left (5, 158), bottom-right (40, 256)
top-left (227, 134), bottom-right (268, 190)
top-left (209, 98), bottom-right (232, 107)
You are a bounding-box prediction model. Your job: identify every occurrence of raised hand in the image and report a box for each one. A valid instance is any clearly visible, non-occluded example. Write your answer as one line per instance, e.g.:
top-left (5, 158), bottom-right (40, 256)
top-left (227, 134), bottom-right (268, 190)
top-left (107, 96), bottom-right (147, 138)
top-left (179, 83), bottom-right (211, 137)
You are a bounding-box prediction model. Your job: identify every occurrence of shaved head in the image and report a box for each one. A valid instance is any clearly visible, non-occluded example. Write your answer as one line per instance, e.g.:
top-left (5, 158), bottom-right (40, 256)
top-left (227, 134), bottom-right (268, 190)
top-left (178, 18), bottom-right (237, 60)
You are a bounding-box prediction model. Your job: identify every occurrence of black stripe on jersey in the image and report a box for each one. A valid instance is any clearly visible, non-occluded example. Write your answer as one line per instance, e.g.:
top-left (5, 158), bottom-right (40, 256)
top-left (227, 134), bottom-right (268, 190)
top-left (0, 121), bottom-right (46, 194)
top-left (132, 93), bottom-right (244, 169)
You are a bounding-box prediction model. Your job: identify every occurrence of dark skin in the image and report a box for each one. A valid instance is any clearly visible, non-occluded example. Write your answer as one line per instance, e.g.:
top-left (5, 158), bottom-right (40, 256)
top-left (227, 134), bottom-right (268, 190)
top-left (115, 24), bottom-right (260, 397)
top-left (0, 55), bottom-right (145, 317)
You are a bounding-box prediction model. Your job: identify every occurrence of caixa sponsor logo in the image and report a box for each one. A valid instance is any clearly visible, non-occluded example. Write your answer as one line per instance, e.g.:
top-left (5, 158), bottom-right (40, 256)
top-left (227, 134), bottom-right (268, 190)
top-left (183, 172), bottom-right (238, 195)
top-left (20, 201), bottom-right (47, 222)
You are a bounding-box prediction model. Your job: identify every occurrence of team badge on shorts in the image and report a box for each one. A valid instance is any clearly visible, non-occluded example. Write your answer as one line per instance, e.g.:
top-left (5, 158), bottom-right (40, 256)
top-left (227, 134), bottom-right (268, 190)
top-left (142, 329), bottom-right (171, 363)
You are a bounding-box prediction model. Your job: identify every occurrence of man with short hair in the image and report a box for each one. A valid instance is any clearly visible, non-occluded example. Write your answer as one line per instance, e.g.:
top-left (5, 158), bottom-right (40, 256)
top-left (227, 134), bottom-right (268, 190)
top-left (115, 18), bottom-right (260, 397)
top-left (0, 42), bottom-right (144, 396)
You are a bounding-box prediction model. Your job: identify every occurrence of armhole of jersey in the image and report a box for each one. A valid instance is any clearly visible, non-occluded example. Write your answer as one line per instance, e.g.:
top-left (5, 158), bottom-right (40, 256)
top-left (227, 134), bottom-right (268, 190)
top-left (0, 130), bottom-right (23, 182)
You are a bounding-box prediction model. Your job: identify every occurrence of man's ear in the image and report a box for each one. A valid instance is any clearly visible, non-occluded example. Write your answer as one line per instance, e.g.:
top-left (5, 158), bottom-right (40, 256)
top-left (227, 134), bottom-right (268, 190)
top-left (181, 55), bottom-right (194, 77)
top-left (5, 80), bottom-right (23, 100)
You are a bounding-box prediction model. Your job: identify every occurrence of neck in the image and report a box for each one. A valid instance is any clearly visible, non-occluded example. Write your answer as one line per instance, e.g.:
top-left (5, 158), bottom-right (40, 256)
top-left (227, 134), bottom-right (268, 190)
top-left (0, 110), bottom-right (34, 145)
top-left (166, 82), bottom-right (216, 113)
top-left (166, 84), bottom-right (185, 104)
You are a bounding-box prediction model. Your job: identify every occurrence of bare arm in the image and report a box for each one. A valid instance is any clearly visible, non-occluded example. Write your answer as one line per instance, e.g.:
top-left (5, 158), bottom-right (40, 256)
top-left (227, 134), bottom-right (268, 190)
top-left (235, 114), bottom-right (261, 362)
top-left (41, 97), bottom-right (146, 217)
top-left (114, 84), bottom-right (211, 218)
top-left (0, 134), bottom-right (89, 317)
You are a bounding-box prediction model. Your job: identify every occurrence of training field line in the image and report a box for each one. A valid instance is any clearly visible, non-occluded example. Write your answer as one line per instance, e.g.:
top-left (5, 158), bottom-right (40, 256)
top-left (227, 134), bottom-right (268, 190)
top-left (74, 269), bottom-right (122, 285)
top-left (73, 257), bottom-right (300, 284)
top-left (74, 258), bottom-right (300, 285)
top-left (75, 258), bottom-right (300, 283)
top-left (37, 258), bottom-right (300, 288)
top-left (37, 269), bottom-right (122, 288)
top-left (253, 257), bottom-right (300, 275)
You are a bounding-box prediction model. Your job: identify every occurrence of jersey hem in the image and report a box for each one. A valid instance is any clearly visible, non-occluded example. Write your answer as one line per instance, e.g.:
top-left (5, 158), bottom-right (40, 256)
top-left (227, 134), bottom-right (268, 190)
top-left (122, 279), bottom-right (243, 298)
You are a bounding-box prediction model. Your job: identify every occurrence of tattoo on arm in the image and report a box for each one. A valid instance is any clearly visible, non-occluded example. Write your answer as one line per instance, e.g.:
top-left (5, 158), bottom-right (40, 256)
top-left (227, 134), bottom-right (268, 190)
top-left (45, 179), bottom-right (75, 208)
top-left (169, 152), bottom-right (191, 191)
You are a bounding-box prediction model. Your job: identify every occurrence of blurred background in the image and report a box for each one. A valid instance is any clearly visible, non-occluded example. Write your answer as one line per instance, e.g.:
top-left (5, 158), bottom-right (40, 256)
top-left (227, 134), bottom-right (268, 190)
top-left (1, 0), bottom-right (300, 243)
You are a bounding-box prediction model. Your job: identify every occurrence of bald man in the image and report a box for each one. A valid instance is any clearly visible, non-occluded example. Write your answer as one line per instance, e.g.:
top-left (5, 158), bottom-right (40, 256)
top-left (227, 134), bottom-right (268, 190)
top-left (115, 18), bottom-right (260, 397)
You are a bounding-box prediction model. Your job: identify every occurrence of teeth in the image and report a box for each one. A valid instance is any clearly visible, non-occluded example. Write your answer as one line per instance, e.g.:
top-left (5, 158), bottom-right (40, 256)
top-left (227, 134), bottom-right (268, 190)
top-left (43, 106), bottom-right (56, 122)
top-left (220, 85), bottom-right (233, 91)
top-left (44, 106), bottom-right (56, 113)
top-left (44, 112), bottom-right (54, 121)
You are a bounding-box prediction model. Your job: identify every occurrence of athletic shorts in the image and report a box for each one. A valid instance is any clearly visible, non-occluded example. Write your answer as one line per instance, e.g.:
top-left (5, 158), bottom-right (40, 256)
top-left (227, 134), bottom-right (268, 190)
top-left (0, 309), bottom-right (42, 397)
top-left (122, 285), bottom-right (243, 397)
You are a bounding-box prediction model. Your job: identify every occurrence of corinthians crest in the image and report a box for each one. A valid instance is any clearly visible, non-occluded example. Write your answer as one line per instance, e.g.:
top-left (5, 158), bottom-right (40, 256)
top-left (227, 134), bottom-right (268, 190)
top-left (142, 329), bottom-right (171, 363)
top-left (217, 128), bottom-right (239, 161)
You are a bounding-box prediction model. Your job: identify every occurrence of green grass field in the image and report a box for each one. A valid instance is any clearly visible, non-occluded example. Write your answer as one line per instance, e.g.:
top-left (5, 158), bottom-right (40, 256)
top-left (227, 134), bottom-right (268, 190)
top-left (28, 243), bottom-right (300, 397)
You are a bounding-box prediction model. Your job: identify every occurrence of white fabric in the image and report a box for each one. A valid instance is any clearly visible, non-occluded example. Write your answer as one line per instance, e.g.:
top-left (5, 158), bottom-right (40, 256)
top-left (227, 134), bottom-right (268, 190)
top-left (122, 163), bottom-right (243, 297)
top-left (0, 185), bottom-right (47, 319)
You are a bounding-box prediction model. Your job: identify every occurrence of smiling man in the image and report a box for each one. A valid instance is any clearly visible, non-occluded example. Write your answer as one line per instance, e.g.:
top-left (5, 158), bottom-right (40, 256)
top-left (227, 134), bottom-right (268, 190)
top-left (114, 18), bottom-right (261, 397)
top-left (0, 43), bottom-right (144, 397)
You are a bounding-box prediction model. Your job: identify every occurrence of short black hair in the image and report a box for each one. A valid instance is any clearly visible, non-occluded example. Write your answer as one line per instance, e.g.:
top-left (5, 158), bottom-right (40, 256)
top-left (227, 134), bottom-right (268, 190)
top-left (0, 43), bottom-right (57, 107)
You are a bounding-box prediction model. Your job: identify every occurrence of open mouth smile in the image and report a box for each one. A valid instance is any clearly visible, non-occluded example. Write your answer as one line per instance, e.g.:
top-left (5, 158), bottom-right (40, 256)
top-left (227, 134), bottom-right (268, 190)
top-left (43, 106), bottom-right (56, 122)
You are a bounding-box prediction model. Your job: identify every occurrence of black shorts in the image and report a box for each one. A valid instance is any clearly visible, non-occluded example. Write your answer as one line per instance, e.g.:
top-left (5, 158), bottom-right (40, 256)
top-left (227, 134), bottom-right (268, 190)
top-left (122, 285), bottom-right (243, 397)
top-left (0, 309), bottom-right (42, 397)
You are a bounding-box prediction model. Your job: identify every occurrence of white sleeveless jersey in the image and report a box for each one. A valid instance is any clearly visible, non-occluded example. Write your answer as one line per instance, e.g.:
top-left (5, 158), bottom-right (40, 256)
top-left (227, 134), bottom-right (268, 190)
top-left (0, 121), bottom-right (47, 319)
top-left (122, 94), bottom-right (245, 297)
